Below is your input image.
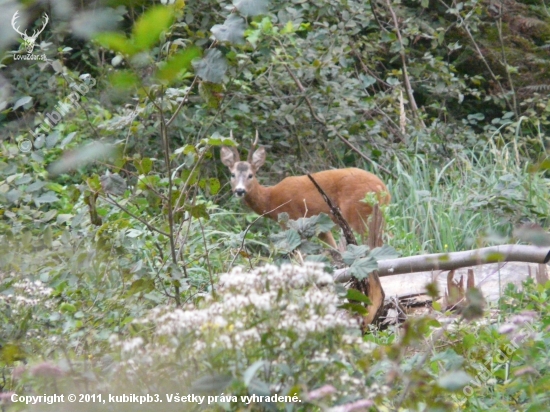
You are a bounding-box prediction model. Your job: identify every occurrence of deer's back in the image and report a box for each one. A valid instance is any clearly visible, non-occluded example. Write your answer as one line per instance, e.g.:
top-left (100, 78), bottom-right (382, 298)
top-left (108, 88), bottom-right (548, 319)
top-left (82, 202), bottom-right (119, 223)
top-left (266, 168), bottom-right (389, 233)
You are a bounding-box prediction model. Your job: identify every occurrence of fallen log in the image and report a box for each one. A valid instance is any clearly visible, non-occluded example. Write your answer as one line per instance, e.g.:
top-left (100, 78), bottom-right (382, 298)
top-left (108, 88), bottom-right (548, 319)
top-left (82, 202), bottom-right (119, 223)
top-left (334, 245), bottom-right (550, 282)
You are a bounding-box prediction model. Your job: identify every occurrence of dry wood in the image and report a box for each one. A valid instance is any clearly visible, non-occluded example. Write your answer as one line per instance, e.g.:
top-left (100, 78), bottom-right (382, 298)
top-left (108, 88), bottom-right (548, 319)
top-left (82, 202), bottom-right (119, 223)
top-left (334, 245), bottom-right (550, 282)
top-left (363, 204), bottom-right (386, 326)
top-left (306, 174), bottom-right (386, 327)
top-left (306, 173), bottom-right (356, 246)
top-left (536, 264), bottom-right (549, 284)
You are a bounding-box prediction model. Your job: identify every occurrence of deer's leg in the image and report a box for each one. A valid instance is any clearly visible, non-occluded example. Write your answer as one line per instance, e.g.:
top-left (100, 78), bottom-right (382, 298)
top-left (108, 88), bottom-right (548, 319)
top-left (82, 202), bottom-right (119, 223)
top-left (318, 231), bottom-right (337, 249)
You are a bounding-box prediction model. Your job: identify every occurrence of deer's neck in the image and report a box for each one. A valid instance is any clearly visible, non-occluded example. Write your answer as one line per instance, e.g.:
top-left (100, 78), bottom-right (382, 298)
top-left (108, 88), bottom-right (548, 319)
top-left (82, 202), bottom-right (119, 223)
top-left (244, 181), bottom-right (272, 217)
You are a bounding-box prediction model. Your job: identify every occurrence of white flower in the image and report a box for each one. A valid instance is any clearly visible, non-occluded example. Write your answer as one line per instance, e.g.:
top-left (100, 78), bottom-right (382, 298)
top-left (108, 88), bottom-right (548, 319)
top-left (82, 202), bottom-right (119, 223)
top-left (122, 337), bottom-right (144, 353)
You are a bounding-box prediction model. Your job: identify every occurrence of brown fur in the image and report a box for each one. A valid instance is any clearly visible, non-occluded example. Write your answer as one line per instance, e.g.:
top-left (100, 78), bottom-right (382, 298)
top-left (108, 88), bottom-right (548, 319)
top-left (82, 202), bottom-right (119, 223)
top-left (221, 145), bottom-right (390, 248)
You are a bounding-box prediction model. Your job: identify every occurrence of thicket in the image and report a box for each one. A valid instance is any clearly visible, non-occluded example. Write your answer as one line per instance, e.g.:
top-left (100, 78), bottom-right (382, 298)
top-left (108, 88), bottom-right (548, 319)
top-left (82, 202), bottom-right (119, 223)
top-left (0, 0), bottom-right (549, 410)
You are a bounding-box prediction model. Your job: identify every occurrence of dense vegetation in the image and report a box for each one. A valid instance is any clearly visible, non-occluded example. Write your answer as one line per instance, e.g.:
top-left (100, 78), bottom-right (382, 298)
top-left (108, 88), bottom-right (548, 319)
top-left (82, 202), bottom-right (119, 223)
top-left (1, 0), bottom-right (549, 410)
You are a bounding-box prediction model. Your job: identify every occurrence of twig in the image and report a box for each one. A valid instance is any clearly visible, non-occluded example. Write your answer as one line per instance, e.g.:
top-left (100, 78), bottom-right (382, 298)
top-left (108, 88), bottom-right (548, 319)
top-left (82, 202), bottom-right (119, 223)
top-left (370, 0), bottom-right (390, 34)
top-left (198, 217), bottom-right (215, 296)
top-left (496, 17), bottom-right (518, 117)
top-left (283, 63), bottom-right (396, 178)
top-left (384, 0), bottom-right (426, 128)
top-left (144, 85), bottom-right (182, 304)
top-left (392, 327), bottom-right (446, 410)
top-left (166, 76), bottom-right (199, 127)
top-left (106, 195), bottom-right (170, 237)
top-left (166, 40), bottom-right (219, 127)
top-left (332, 128), bottom-right (396, 178)
top-left (437, 0), bottom-right (514, 114)
top-left (306, 174), bottom-right (356, 245)
top-left (228, 200), bottom-right (292, 269)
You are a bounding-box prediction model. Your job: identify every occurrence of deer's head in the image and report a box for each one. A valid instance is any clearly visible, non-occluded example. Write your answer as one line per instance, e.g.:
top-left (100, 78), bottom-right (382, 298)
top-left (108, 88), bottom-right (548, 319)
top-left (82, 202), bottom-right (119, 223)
top-left (220, 131), bottom-right (266, 198)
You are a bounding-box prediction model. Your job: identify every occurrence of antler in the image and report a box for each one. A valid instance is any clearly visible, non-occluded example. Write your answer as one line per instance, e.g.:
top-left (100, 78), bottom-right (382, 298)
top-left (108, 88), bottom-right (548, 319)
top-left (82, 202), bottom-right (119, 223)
top-left (31, 13), bottom-right (49, 39)
top-left (247, 130), bottom-right (259, 162)
top-left (11, 11), bottom-right (26, 37)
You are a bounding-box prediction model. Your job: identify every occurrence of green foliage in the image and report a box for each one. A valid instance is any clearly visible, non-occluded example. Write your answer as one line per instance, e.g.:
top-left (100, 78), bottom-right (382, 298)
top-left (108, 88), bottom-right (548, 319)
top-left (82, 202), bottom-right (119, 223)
top-left (1, 0), bottom-right (550, 409)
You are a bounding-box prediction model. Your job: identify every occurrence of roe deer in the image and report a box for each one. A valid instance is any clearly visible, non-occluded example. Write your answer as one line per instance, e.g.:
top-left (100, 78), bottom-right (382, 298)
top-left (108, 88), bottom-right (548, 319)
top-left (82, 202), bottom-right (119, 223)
top-left (220, 134), bottom-right (390, 248)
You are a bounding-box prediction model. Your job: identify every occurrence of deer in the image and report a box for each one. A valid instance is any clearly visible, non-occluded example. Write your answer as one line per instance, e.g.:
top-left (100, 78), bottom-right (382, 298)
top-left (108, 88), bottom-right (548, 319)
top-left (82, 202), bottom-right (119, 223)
top-left (220, 132), bottom-right (390, 249)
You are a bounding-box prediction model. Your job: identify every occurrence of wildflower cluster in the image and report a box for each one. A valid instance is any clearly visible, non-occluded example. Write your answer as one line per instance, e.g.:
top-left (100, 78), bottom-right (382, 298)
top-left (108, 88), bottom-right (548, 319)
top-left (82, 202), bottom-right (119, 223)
top-left (0, 278), bottom-right (53, 312)
top-left (0, 276), bottom-right (54, 341)
top-left (112, 263), bottom-right (383, 408)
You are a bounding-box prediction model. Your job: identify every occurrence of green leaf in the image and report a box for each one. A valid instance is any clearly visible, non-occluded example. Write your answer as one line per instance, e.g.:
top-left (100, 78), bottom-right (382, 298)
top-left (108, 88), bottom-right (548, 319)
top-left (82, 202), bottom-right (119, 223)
top-left (305, 254), bottom-right (331, 265)
top-left (40, 210), bottom-right (57, 223)
top-left (271, 229), bottom-right (302, 253)
top-left (342, 244), bottom-right (369, 265)
top-left (244, 360), bottom-right (265, 386)
top-left (346, 288), bottom-right (371, 304)
top-left (211, 15), bottom-right (246, 44)
top-left (125, 279), bottom-right (155, 297)
top-left (109, 70), bottom-right (140, 90)
top-left (132, 6), bottom-right (175, 51)
top-left (13, 96), bottom-right (32, 110)
top-left (350, 256), bottom-right (378, 280)
top-left (49, 142), bottom-right (117, 176)
top-left (247, 379), bottom-right (271, 396)
top-left (100, 173), bottom-right (127, 196)
top-left (35, 191), bottom-right (60, 204)
top-left (528, 157), bottom-right (550, 173)
top-left (186, 203), bottom-right (210, 220)
top-left (198, 81), bottom-right (225, 108)
top-left (208, 178), bottom-right (220, 195)
top-left (438, 371), bottom-right (472, 391)
top-left (191, 375), bottom-right (232, 394)
top-left (314, 213), bottom-right (335, 234)
top-left (181, 169), bottom-right (199, 185)
top-left (46, 182), bottom-right (65, 193)
top-left (233, 0), bottom-right (269, 16)
top-left (0, 344), bottom-right (26, 364)
top-left (288, 216), bottom-right (316, 238)
top-left (6, 189), bottom-right (21, 203)
top-left (14, 175), bottom-right (32, 185)
top-left (134, 158), bottom-right (153, 175)
top-left (156, 46), bottom-right (202, 83)
top-left (370, 244), bottom-right (399, 261)
top-left (43, 225), bottom-right (52, 248)
top-left (60, 303), bottom-right (76, 313)
top-left (193, 49), bottom-right (228, 84)
top-left (339, 302), bottom-right (368, 315)
top-left (461, 288), bottom-right (485, 320)
top-left (94, 32), bottom-right (136, 55)
top-left (25, 181), bottom-right (47, 193)
top-left (463, 334), bottom-right (476, 350)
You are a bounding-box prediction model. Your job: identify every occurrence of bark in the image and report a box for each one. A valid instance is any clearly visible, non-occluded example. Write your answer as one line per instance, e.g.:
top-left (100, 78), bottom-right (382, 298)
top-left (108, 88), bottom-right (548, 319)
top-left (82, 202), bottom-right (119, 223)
top-left (334, 245), bottom-right (550, 283)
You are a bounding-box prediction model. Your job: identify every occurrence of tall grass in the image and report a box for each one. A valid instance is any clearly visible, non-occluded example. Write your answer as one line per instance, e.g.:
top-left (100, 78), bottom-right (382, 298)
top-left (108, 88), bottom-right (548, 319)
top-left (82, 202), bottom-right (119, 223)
top-left (386, 143), bottom-right (550, 256)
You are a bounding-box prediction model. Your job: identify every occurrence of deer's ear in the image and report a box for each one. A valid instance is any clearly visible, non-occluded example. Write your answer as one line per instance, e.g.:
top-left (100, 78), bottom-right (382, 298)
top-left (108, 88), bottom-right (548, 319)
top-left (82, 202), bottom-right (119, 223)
top-left (221, 146), bottom-right (239, 168)
top-left (251, 147), bottom-right (266, 171)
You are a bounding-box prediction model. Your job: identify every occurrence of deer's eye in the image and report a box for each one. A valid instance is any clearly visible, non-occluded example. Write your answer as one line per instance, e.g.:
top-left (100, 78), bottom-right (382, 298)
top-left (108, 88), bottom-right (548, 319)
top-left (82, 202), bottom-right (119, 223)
top-left (231, 173), bottom-right (235, 178)
top-left (248, 174), bottom-right (253, 179)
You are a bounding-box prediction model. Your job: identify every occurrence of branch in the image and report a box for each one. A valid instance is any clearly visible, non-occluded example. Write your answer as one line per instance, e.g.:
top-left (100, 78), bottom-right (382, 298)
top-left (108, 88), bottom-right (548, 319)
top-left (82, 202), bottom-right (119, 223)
top-left (334, 245), bottom-right (550, 281)
top-left (384, 0), bottom-right (425, 128)
top-left (496, 17), bottom-right (518, 117)
top-left (306, 174), bottom-right (356, 245)
top-left (283, 63), bottom-right (396, 178)
top-left (228, 200), bottom-right (292, 269)
top-left (436, 0), bottom-right (515, 114)
top-left (106, 195), bottom-right (170, 237)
